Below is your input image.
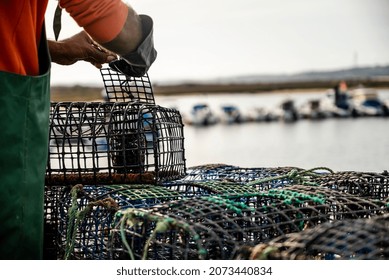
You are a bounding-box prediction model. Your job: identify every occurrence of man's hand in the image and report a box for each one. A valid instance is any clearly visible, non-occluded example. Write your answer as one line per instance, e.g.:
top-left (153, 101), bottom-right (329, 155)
top-left (48, 31), bottom-right (117, 68)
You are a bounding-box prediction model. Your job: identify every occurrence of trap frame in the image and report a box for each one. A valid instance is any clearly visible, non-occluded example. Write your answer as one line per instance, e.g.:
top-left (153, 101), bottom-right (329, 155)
top-left (46, 101), bottom-right (186, 186)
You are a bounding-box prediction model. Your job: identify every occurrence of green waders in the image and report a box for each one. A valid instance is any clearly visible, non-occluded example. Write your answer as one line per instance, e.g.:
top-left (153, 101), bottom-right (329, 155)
top-left (0, 27), bottom-right (50, 259)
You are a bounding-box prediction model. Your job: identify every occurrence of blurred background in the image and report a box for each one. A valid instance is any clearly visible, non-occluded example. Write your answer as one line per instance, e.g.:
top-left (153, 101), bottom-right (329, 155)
top-left (46, 0), bottom-right (389, 172)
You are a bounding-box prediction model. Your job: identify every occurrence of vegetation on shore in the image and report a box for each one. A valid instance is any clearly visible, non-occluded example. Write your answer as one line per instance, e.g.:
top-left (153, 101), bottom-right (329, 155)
top-left (50, 64), bottom-right (389, 101)
top-left (50, 78), bottom-right (389, 102)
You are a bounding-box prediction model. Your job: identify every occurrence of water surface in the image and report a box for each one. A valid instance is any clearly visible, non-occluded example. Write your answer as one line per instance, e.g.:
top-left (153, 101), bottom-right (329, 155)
top-left (157, 89), bottom-right (389, 172)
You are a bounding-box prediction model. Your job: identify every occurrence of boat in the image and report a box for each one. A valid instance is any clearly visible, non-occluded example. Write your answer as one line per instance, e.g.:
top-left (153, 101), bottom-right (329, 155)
top-left (349, 87), bottom-right (389, 117)
top-left (219, 105), bottom-right (244, 124)
top-left (185, 103), bottom-right (218, 126)
top-left (272, 98), bottom-right (299, 122)
top-left (319, 89), bottom-right (353, 118)
top-left (299, 98), bottom-right (332, 120)
top-left (247, 107), bottom-right (278, 122)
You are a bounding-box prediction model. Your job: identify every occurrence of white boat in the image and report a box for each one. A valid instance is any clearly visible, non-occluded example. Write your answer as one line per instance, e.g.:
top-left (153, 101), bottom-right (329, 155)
top-left (299, 98), bottom-right (332, 120)
top-left (350, 87), bottom-right (388, 117)
top-left (185, 103), bottom-right (218, 126)
top-left (320, 89), bottom-right (352, 118)
top-left (247, 107), bottom-right (278, 122)
top-left (272, 98), bottom-right (299, 122)
top-left (219, 105), bottom-right (244, 124)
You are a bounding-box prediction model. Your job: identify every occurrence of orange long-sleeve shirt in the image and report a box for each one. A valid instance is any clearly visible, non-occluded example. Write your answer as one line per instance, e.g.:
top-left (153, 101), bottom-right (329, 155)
top-left (0, 0), bottom-right (128, 76)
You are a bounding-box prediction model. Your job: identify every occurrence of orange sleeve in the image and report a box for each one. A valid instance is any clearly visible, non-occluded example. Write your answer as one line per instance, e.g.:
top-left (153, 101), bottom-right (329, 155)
top-left (60, 0), bottom-right (128, 43)
top-left (0, 0), bottom-right (48, 76)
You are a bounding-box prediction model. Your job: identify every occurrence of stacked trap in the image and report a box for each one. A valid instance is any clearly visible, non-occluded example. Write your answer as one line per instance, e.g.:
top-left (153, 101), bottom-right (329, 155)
top-left (44, 68), bottom-right (186, 258)
top-left (109, 184), bottom-right (388, 260)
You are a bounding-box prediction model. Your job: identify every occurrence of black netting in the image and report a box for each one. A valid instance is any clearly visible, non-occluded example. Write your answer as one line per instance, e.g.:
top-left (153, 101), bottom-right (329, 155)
top-left (236, 215), bottom-right (389, 260)
top-left (184, 164), bottom-right (300, 182)
top-left (163, 180), bottom-right (258, 196)
top-left (312, 171), bottom-right (389, 200)
top-left (43, 185), bottom-right (65, 259)
top-left (183, 164), bottom-right (335, 191)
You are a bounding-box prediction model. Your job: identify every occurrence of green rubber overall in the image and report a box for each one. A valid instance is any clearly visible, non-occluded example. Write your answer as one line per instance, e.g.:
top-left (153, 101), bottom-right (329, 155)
top-left (0, 27), bottom-right (50, 260)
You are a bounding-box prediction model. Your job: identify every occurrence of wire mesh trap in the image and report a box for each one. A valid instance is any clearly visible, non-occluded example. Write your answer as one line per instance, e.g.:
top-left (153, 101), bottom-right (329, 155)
top-left (46, 101), bottom-right (186, 186)
top-left (183, 164), bottom-right (300, 182)
top-left (51, 182), bottom-right (216, 260)
top-left (48, 180), bottom-right (261, 259)
top-left (311, 170), bottom-right (389, 200)
top-left (100, 68), bottom-right (155, 103)
top-left (236, 215), bottom-right (389, 260)
top-left (43, 185), bottom-right (65, 259)
top-left (182, 164), bottom-right (334, 191)
top-left (108, 185), bottom-right (388, 260)
top-left (163, 180), bottom-right (259, 196)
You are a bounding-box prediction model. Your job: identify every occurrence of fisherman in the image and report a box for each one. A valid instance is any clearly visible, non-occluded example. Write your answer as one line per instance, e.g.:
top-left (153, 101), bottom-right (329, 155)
top-left (0, 0), bottom-right (156, 259)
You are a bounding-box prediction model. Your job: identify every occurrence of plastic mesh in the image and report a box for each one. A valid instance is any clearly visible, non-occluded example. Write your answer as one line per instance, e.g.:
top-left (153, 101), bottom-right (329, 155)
top-left (182, 164), bottom-right (335, 191)
top-left (163, 180), bottom-right (259, 196)
top-left (312, 171), bottom-right (389, 200)
top-left (100, 68), bottom-right (155, 103)
top-left (46, 102), bottom-right (186, 185)
top-left (183, 164), bottom-right (300, 182)
top-left (236, 215), bottom-right (389, 260)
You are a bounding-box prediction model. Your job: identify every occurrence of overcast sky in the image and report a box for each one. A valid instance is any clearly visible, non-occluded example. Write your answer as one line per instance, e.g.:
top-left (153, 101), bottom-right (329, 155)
top-left (46, 0), bottom-right (389, 86)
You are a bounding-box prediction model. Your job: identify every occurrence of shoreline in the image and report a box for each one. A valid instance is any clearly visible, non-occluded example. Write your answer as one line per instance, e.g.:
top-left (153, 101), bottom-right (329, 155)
top-left (50, 78), bottom-right (389, 102)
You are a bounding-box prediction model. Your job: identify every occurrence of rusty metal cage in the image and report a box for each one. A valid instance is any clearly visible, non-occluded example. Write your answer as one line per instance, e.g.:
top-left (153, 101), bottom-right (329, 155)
top-left (100, 68), bottom-right (155, 103)
top-left (46, 102), bottom-right (186, 186)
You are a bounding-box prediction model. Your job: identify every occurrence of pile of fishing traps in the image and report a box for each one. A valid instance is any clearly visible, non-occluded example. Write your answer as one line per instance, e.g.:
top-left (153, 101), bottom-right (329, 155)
top-left (43, 69), bottom-right (389, 260)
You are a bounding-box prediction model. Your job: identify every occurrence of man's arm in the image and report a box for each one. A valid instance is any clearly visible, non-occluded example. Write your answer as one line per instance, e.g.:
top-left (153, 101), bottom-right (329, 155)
top-left (48, 31), bottom-right (117, 68)
top-left (58, 0), bottom-right (156, 75)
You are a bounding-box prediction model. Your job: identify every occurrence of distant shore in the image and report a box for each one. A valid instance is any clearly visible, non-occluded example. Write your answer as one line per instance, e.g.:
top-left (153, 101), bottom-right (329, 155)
top-left (50, 78), bottom-right (389, 102)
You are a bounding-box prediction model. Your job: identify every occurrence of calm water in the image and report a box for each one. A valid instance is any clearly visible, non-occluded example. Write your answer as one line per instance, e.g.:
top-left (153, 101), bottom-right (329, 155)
top-left (156, 89), bottom-right (389, 172)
